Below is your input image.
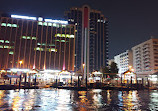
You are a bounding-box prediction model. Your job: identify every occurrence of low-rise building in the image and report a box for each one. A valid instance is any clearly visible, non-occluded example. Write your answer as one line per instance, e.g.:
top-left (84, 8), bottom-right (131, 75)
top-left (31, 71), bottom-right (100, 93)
top-left (114, 50), bottom-right (133, 74)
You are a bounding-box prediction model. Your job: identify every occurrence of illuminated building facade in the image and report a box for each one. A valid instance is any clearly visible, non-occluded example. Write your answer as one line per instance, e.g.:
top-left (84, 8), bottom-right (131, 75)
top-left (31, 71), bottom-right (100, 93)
top-left (65, 5), bottom-right (109, 74)
top-left (132, 38), bottom-right (158, 77)
top-left (0, 14), bottom-right (75, 71)
top-left (114, 50), bottom-right (133, 74)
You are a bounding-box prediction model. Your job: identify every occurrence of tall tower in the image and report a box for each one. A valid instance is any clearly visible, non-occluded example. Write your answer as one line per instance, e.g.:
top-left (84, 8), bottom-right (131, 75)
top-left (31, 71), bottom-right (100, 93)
top-left (65, 5), bottom-right (109, 76)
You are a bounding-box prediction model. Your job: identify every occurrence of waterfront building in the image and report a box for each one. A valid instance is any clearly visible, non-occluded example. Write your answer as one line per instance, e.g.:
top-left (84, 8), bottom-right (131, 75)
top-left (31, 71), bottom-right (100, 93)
top-left (132, 38), bottom-right (158, 77)
top-left (114, 50), bottom-right (133, 74)
top-left (0, 14), bottom-right (75, 71)
top-left (65, 5), bottom-right (109, 76)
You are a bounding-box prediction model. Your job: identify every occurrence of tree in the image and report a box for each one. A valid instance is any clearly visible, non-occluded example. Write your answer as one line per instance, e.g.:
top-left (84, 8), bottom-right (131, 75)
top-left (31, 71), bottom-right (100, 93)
top-left (101, 62), bottom-right (118, 79)
top-left (101, 66), bottom-right (110, 78)
top-left (109, 62), bottom-right (118, 73)
top-left (109, 62), bottom-right (118, 79)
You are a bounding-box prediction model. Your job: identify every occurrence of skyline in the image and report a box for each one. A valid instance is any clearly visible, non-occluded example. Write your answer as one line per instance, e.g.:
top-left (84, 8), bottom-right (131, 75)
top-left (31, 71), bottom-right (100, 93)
top-left (1, 0), bottom-right (158, 58)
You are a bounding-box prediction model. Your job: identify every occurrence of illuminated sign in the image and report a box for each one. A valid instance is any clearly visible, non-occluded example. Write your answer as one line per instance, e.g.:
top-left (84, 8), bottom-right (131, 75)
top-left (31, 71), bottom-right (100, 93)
top-left (11, 15), bottom-right (37, 20)
top-left (44, 19), bottom-right (68, 24)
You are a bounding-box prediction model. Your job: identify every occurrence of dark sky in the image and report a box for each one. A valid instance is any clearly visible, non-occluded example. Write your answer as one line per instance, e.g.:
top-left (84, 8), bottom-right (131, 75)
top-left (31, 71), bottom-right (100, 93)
top-left (1, 0), bottom-right (158, 59)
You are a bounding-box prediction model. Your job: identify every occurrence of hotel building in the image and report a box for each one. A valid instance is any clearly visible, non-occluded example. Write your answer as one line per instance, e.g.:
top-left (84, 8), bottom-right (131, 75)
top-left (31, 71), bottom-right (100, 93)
top-left (65, 5), bottom-right (109, 76)
top-left (132, 38), bottom-right (158, 77)
top-left (0, 14), bottom-right (75, 71)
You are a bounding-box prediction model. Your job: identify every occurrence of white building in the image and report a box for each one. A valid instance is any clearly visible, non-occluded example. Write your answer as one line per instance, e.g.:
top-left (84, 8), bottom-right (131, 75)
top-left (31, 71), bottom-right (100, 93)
top-left (132, 38), bottom-right (158, 77)
top-left (114, 50), bottom-right (133, 74)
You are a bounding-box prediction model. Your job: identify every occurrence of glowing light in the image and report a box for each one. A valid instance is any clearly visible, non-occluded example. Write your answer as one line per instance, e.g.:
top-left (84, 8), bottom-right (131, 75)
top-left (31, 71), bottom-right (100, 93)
top-left (63, 65), bottom-right (65, 70)
top-left (0, 40), bottom-right (4, 43)
top-left (1, 23), bottom-right (18, 27)
top-left (38, 17), bottom-right (43, 21)
top-left (33, 65), bottom-right (35, 69)
top-left (10, 68), bottom-right (30, 72)
top-left (9, 51), bottom-right (14, 55)
top-left (43, 65), bottom-right (46, 70)
top-left (40, 69), bottom-right (61, 73)
top-left (83, 64), bottom-right (85, 68)
top-left (44, 19), bottom-right (68, 24)
top-left (22, 36), bottom-right (36, 40)
top-left (55, 34), bottom-right (74, 38)
top-left (11, 15), bottom-right (37, 20)
top-left (19, 60), bottom-right (23, 67)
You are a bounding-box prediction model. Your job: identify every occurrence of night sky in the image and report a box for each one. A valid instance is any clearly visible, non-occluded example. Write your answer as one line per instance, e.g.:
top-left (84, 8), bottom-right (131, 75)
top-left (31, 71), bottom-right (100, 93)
top-left (1, 0), bottom-right (158, 59)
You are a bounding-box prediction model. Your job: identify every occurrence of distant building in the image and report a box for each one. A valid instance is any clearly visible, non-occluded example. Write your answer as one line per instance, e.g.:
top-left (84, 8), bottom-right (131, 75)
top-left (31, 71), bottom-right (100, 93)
top-left (132, 38), bottom-right (158, 77)
top-left (0, 14), bottom-right (75, 71)
top-left (65, 5), bottom-right (109, 75)
top-left (114, 50), bottom-right (133, 74)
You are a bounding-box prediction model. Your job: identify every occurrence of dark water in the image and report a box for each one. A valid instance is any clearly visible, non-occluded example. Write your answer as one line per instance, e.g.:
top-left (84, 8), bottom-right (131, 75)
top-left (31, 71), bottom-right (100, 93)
top-left (0, 89), bottom-right (158, 111)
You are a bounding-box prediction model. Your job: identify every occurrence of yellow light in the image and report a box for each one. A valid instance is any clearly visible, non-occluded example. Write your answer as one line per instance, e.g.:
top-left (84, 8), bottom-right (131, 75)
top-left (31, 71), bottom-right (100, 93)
top-left (83, 64), bottom-right (85, 67)
top-left (129, 66), bottom-right (132, 69)
top-left (19, 61), bottom-right (22, 64)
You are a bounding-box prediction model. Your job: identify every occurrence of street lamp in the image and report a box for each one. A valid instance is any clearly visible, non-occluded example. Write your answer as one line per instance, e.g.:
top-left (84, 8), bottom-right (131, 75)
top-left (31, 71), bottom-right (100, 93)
top-left (83, 63), bottom-right (85, 73)
top-left (19, 60), bottom-right (23, 68)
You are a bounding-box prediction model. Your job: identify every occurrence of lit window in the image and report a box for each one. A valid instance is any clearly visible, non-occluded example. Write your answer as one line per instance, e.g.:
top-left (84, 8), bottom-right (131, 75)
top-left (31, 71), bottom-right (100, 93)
top-left (0, 45), bottom-right (3, 48)
top-left (32, 37), bottom-right (36, 40)
top-left (62, 25), bottom-right (66, 27)
top-left (38, 22), bottom-right (43, 25)
top-left (7, 24), bottom-right (12, 27)
top-left (4, 46), bottom-right (9, 48)
top-left (55, 34), bottom-right (74, 38)
top-left (53, 23), bottom-right (57, 27)
top-left (55, 39), bottom-right (60, 42)
top-left (62, 34), bottom-right (65, 37)
top-left (61, 40), bottom-right (65, 42)
top-left (70, 35), bottom-right (74, 38)
top-left (56, 34), bottom-right (61, 37)
top-left (12, 24), bottom-right (17, 27)
top-left (27, 36), bottom-right (31, 39)
top-left (9, 51), bottom-right (14, 55)
top-left (37, 43), bottom-right (41, 45)
top-left (35, 47), bottom-right (43, 51)
top-left (22, 36), bottom-right (27, 39)
top-left (5, 40), bottom-right (10, 43)
top-left (42, 43), bottom-right (46, 46)
top-left (0, 40), bottom-right (4, 43)
top-left (66, 34), bottom-right (70, 38)
top-left (48, 23), bottom-right (52, 26)
top-left (49, 48), bottom-right (56, 52)
top-left (43, 22), bottom-right (47, 26)
top-left (1, 23), bottom-right (6, 26)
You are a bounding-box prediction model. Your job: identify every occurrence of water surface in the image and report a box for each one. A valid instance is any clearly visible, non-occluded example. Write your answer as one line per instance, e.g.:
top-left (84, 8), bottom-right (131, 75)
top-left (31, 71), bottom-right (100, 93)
top-left (0, 89), bottom-right (158, 111)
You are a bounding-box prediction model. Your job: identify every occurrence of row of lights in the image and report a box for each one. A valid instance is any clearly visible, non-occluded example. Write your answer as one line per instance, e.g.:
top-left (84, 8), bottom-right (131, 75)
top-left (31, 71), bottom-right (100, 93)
top-left (11, 15), bottom-right (68, 24)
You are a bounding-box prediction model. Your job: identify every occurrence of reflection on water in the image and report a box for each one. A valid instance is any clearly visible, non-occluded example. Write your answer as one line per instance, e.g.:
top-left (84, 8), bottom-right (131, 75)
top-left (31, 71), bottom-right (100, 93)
top-left (0, 89), bottom-right (158, 111)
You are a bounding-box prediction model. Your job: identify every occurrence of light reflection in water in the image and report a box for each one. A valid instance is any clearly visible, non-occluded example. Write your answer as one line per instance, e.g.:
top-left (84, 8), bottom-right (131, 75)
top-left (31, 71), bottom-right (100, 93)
top-left (0, 89), bottom-right (157, 111)
top-left (92, 89), bottom-right (102, 107)
top-left (120, 91), bottom-right (140, 111)
top-left (0, 90), bottom-right (5, 107)
top-left (107, 90), bottom-right (111, 105)
top-left (149, 90), bottom-right (158, 110)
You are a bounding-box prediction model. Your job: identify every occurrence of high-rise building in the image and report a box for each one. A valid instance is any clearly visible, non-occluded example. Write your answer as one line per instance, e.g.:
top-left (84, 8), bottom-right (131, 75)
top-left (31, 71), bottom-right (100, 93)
top-left (65, 5), bottom-right (109, 76)
top-left (114, 50), bottom-right (133, 74)
top-left (0, 14), bottom-right (75, 71)
top-left (132, 38), bottom-right (158, 77)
